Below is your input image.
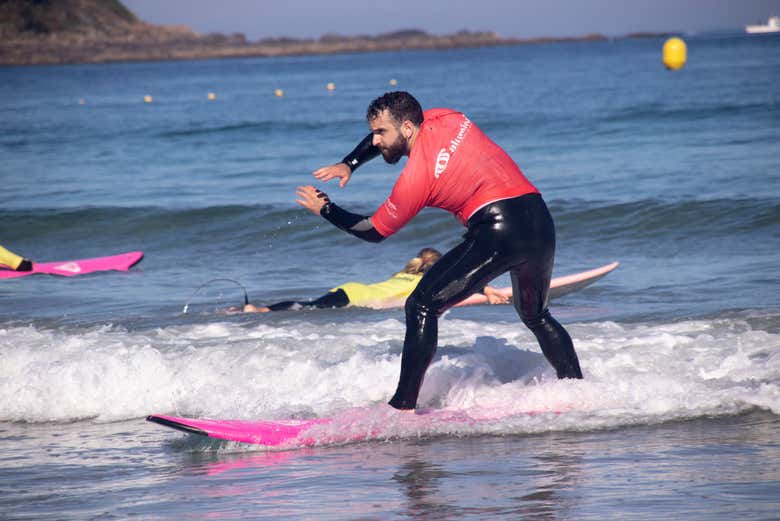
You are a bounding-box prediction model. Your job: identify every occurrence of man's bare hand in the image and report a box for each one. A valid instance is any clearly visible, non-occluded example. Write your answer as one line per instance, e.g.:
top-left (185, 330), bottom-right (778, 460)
top-left (296, 185), bottom-right (330, 215)
top-left (313, 163), bottom-right (352, 188)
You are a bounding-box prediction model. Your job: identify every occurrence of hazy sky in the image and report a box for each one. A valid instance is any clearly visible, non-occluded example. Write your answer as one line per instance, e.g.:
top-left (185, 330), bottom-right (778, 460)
top-left (122, 0), bottom-right (780, 40)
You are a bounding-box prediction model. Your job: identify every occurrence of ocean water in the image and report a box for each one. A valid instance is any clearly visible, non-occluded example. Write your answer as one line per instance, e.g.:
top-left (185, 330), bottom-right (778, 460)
top-left (1, 33), bottom-right (779, 520)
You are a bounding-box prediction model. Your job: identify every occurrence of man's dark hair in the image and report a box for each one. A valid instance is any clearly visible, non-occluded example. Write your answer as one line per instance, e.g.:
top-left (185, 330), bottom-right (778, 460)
top-left (366, 91), bottom-right (423, 126)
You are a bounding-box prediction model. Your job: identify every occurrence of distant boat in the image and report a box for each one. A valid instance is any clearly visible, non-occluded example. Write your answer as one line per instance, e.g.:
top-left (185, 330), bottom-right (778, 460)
top-left (745, 16), bottom-right (780, 34)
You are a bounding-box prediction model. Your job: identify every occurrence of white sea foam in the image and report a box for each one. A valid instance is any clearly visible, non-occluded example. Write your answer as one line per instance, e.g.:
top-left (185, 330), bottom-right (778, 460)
top-left (1, 314), bottom-right (778, 439)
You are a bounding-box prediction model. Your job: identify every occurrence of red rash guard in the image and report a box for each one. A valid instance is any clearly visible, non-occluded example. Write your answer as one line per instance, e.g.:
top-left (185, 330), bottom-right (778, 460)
top-left (370, 109), bottom-right (539, 238)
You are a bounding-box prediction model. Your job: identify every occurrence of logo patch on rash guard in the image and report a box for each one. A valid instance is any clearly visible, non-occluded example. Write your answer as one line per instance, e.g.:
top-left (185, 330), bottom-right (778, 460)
top-left (433, 116), bottom-right (472, 179)
top-left (434, 149), bottom-right (450, 178)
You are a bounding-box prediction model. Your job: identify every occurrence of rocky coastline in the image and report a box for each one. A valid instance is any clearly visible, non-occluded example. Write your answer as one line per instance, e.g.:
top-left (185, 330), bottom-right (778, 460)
top-left (0, 1), bottom-right (664, 66)
top-left (2, 30), bottom-right (613, 66)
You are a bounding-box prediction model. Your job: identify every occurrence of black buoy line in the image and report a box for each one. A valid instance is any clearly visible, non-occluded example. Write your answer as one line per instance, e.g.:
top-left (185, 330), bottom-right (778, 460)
top-left (182, 278), bottom-right (249, 314)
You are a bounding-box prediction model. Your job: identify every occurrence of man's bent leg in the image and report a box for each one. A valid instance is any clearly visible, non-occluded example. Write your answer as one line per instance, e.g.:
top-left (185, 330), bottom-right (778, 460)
top-left (523, 310), bottom-right (582, 379)
top-left (389, 240), bottom-right (507, 409)
top-left (511, 269), bottom-right (582, 379)
top-left (388, 294), bottom-right (439, 409)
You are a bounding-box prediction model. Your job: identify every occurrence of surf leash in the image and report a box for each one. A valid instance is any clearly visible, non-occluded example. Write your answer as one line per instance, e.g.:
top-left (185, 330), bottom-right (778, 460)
top-left (182, 278), bottom-right (249, 314)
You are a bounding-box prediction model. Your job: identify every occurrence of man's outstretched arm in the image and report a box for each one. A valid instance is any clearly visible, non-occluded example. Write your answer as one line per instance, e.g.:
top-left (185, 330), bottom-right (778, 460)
top-left (296, 185), bottom-right (385, 243)
top-left (312, 133), bottom-right (379, 188)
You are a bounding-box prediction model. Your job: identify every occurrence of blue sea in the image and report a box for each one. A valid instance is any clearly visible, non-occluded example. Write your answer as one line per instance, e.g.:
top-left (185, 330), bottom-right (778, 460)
top-left (1, 33), bottom-right (779, 520)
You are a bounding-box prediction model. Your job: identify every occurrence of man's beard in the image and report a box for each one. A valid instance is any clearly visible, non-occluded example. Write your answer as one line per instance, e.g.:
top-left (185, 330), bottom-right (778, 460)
top-left (380, 133), bottom-right (407, 164)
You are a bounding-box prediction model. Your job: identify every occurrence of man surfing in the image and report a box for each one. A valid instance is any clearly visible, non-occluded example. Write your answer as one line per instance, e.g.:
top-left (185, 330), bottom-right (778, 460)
top-left (297, 91), bottom-right (582, 410)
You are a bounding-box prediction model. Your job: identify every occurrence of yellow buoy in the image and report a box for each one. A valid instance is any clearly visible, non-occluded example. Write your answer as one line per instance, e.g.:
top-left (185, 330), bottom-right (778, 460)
top-left (274, 89), bottom-right (284, 97)
top-left (662, 37), bottom-right (687, 70)
top-left (144, 95), bottom-right (153, 103)
top-left (389, 78), bottom-right (398, 86)
top-left (207, 92), bottom-right (217, 101)
top-left (326, 82), bottom-right (335, 91)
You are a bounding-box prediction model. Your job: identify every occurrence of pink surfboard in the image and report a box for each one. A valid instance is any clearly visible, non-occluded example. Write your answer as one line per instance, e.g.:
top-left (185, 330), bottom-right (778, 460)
top-left (456, 261), bottom-right (619, 307)
top-left (0, 251), bottom-right (144, 280)
top-left (147, 407), bottom-right (556, 448)
top-left (147, 414), bottom-right (332, 446)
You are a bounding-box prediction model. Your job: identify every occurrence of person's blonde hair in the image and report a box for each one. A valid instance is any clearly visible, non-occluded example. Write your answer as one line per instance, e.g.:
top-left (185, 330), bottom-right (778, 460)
top-left (400, 247), bottom-right (442, 275)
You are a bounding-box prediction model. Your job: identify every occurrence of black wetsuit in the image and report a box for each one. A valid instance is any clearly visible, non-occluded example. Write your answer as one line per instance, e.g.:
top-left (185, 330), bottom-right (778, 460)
top-left (266, 289), bottom-right (349, 311)
top-left (389, 194), bottom-right (582, 409)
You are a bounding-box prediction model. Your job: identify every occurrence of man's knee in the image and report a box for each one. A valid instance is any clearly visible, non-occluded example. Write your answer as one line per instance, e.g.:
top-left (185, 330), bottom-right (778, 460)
top-left (520, 308), bottom-right (551, 330)
top-left (406, 290), bottom-right (434, 319)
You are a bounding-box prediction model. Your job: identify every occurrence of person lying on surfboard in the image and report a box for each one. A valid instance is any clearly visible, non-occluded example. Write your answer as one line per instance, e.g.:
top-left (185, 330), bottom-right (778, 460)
top-left (237, 248), bottom-right (509, 313)
top-left (299, 91), bottom-right (583, 410)
top-left (0, 244), bottom-right (33, 272)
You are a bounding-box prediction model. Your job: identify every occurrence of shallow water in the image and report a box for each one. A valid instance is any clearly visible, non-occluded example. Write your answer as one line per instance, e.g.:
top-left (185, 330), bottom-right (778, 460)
top-left (2, 412), bottom-right (777, 520)
top-left (1, 32), bottom-right (779, 519)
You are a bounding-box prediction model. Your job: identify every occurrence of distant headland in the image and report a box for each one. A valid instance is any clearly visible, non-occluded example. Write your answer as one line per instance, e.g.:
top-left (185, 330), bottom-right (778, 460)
top-left (0, 0), bottom-right (669, 66)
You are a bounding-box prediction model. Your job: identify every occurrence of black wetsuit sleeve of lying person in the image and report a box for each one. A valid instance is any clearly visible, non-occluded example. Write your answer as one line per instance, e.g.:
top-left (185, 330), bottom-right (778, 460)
top-left (341, 133), bottom-right (380, 172)
top-left (267, 288), bottom-right (350, 311)
top-left (318, 192), bottom-right (385, 243)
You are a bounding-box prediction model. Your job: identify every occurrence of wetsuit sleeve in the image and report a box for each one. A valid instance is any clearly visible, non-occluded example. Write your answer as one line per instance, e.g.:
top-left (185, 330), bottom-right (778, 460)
top-left (341, 133), bottom-right (380, 172)
top-left (320, 202), bottom-right (385, 243)
top-left (0, 245), bottom-right (25, 271)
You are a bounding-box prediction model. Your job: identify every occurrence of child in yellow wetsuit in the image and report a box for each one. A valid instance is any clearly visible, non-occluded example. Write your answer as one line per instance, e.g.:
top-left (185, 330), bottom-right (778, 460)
top-left (0, 245), bottom-right (33, 272)
top-left (241, 247), bottom-right (508, 312)
top-left (242, 248), bottom-right (441, 312)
